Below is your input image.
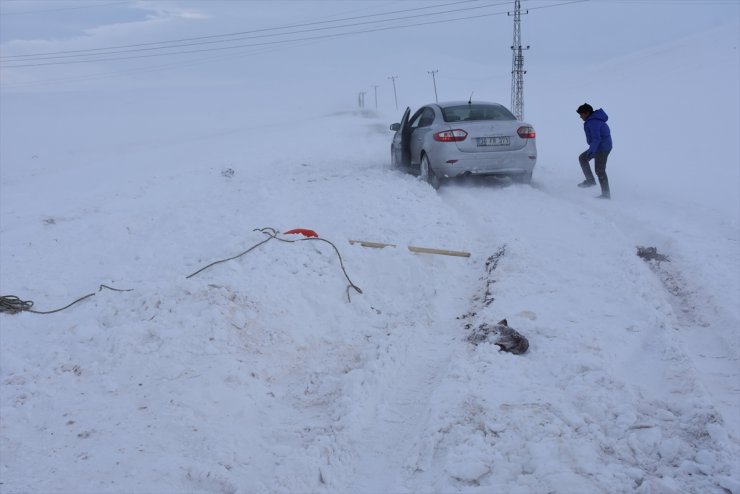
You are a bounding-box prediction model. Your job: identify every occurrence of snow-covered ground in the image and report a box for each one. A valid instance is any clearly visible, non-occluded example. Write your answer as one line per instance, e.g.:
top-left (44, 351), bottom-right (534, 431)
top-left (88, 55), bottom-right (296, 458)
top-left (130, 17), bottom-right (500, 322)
top-left (1, 15), bottom-right (739, 494)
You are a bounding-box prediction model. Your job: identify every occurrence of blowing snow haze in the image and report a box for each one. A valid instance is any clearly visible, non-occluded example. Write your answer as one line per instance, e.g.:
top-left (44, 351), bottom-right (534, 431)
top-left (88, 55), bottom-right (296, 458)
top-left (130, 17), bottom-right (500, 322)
top-left (1, 1), bottom-right (739, 493)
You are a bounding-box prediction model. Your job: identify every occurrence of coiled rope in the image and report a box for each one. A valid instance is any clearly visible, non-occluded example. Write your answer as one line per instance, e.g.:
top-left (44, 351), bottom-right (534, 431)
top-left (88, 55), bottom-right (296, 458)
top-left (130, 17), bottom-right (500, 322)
top-left (0, 285), bottom-right (132, 315)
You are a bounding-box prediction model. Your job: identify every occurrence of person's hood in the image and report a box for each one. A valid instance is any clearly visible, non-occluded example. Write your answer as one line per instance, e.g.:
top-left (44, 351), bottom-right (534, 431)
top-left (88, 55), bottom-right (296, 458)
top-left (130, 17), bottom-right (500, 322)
top-left (588, 108), bottom-right (608, 122)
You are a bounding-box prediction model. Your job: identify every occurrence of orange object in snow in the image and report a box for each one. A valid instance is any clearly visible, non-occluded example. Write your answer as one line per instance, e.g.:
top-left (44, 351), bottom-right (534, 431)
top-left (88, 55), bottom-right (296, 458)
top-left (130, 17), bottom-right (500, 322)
top-left (284, 228), bottom-right (319, 238)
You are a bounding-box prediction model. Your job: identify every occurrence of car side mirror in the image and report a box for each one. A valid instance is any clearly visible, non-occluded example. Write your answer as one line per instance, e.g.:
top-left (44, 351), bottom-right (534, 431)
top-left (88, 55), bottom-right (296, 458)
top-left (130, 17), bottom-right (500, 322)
top-left (390, 123), bottom-right (401, 131)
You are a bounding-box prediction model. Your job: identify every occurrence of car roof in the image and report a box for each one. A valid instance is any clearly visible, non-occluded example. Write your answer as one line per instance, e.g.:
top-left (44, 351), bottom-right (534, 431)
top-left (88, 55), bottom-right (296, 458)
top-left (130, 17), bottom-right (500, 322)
top-left (435, 101), bottom-right (505, 108)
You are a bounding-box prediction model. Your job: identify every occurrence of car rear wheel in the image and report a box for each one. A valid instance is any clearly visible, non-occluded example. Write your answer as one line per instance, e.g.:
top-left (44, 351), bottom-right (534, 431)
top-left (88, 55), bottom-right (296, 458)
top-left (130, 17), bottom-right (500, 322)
top-left (513, 171), bottom-right (533, 185)
top-left (420, 153), bottom-right (440, 190)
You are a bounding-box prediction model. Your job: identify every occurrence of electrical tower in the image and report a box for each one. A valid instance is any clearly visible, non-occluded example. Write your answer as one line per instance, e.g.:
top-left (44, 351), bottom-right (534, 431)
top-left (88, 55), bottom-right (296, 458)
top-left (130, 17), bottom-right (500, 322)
top-left (388, 75), bottom-right (399, 110)
top-left (427, 69), bottom-right (439, 102)
top-left (509, 0), bottom-right (529, 120)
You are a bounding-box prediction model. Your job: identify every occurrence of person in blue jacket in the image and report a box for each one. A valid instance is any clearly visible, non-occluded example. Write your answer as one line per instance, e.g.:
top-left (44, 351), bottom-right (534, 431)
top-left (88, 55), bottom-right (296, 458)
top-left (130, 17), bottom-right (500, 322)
top-left (577, 103), bottom-right (612, 199)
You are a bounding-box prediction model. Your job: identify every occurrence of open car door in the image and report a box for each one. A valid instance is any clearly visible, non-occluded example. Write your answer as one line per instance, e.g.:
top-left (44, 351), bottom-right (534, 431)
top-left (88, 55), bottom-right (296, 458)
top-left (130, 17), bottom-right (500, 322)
top-left (399, 106), bottom-right (412, 167)
top-left (391, 107), bottom-right (411, 169)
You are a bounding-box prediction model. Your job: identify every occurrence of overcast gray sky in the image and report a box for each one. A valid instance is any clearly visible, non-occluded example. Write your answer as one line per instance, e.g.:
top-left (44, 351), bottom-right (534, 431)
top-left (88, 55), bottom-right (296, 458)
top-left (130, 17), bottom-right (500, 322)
top-left (1, 0), bottom-right (738, 105)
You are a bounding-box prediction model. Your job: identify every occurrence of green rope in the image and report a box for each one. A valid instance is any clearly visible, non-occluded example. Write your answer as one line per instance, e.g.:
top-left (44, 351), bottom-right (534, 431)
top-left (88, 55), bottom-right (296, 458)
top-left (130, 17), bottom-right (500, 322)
top-left (0, 285), bottom-right (132, 315)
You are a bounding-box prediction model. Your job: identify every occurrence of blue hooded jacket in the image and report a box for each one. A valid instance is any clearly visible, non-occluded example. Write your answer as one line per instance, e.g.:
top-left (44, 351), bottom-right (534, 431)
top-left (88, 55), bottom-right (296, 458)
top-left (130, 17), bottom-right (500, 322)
top-left (584, 108), bottom-right (612, 157)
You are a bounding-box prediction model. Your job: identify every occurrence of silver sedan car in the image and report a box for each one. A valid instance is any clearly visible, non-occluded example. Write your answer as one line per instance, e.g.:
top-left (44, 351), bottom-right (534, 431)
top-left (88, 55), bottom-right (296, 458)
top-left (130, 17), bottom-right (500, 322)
top-left (390, 101), bottom-right (537, 189)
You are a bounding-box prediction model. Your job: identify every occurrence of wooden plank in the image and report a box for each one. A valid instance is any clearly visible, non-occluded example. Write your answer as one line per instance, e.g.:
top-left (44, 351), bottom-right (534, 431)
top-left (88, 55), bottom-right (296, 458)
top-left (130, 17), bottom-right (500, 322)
top-left (349, 239), bottom-right (470, 258)
top-left (349, 240), bottom-right (397, 249)
top-left (408, 245), bottom-right (471, 258)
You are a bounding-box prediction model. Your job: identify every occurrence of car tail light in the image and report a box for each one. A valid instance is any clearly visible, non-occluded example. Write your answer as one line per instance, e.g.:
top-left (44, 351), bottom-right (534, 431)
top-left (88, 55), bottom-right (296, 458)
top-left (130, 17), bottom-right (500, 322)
top-left (517, 126), bottom-right (535, 139)
top-left (434, 129), bottom-right (468, 142)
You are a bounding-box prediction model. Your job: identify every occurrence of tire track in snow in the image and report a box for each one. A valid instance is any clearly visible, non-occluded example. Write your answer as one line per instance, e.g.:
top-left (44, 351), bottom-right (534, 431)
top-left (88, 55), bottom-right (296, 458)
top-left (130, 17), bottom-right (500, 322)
top-left (600, 197), bottom-right (740, 442)
top-left (406, 182), bottom-right (740, 493)
top-left (330, 257), bottom-right (479, 492)
top-left (292, 178), bottom-right (485, 492)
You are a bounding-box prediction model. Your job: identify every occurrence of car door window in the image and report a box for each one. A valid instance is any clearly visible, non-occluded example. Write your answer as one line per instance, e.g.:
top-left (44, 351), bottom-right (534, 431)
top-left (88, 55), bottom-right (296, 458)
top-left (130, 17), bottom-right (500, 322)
top-left (408, 109), bottom-right (425, 130)
top-left (409, 107), bottom-right (436, 130)
top-left (418, 108), bottom-right (436, 127)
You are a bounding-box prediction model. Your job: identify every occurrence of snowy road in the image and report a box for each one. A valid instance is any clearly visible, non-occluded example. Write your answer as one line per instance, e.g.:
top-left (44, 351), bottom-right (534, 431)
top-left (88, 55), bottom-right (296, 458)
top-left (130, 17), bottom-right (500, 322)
top-left (1, 109), bottom-right (738, 493)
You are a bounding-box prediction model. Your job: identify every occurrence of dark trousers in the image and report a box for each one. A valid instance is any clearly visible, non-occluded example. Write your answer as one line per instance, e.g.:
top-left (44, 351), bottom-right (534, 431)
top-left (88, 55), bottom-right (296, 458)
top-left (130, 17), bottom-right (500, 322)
top-left (579, 150), bottom-right (610, 195)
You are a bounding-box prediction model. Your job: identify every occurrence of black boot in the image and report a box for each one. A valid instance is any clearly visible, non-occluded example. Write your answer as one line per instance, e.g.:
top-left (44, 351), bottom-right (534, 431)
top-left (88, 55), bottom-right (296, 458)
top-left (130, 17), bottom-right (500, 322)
top-left (578, 180), bottom-right (596, 188)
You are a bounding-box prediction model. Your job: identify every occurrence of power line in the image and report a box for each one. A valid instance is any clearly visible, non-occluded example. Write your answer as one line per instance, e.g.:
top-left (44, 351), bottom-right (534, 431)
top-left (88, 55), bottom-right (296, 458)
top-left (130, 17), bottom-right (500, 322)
top-left (1, 1), bottom-right (586, 68)
top-left (0, 1), bottom-right (130, 16)
top-left (0, 38), bottom-right (303, 88)
top-left (0, 6), bottom-right (522, 67)
top-left (585, 0), bottom-right (736, 3)
top-left (0, 0), bottom-right (500, 60)
top-left (0, 0), bottom-right (587, 87)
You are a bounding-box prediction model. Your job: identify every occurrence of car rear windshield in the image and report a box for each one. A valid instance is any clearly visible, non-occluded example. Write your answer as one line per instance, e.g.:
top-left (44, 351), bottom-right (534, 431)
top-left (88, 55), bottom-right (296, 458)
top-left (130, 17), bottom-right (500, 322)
top-left (441, 104), bottom-right (516, 123)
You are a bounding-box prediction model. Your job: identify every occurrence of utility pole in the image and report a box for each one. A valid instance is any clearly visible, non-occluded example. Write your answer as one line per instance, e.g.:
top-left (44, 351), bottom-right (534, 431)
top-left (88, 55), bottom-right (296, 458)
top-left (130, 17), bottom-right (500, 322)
top-left (372, 85), bottom-right (379, 110)
top-left (509, 0), bottom-right (529, 120)
top-left (427, 69), bottom-right (439, 103)
top-left (388, 75), bottom-right (399, 111)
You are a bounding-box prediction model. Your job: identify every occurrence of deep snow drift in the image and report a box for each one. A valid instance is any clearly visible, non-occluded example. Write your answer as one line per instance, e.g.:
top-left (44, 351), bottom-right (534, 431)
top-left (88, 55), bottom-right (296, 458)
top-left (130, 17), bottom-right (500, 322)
top-left (1, 20), bottom-right (739, 494)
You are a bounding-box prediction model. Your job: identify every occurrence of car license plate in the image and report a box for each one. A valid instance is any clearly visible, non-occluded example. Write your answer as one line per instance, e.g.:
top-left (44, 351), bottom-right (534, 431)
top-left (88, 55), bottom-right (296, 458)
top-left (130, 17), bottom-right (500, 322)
top-left (477, 136), bottom-right (510, 146)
